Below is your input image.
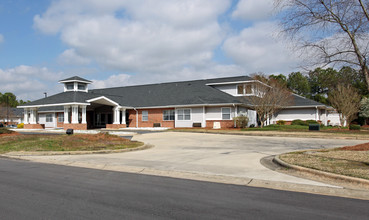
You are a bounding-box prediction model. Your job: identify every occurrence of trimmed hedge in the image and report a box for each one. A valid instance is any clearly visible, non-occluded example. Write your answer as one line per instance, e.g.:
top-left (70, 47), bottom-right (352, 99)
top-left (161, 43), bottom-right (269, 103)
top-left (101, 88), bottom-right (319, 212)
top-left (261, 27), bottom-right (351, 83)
top-left (276, 120), bottom-right (286, 125)
top-left (233, 115), bottom-right (249, 128)
top-left (349, 124), bottom-right (361, 130)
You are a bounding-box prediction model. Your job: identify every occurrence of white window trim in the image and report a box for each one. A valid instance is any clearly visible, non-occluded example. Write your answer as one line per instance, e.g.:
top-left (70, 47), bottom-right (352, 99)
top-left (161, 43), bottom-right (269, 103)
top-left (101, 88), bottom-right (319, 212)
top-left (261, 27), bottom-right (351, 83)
top-left (221, 107), bottom-right (231, 120)
top-left (163, 110), bottom-right (175, 121)
top-left (142, 110), bottom-right (148, 121)
top-left (177, 108), bottom-right (191, 121)
top-left (46, 114), bottom-right (53, 123)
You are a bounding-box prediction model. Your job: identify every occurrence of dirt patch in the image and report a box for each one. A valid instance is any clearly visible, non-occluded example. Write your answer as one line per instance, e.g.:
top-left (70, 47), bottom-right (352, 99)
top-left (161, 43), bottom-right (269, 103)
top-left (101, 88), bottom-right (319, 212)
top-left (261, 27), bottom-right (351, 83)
top-left (339, 142), bottom-right (369, 151)
top-left (0, 132), bottom-right (21, 137)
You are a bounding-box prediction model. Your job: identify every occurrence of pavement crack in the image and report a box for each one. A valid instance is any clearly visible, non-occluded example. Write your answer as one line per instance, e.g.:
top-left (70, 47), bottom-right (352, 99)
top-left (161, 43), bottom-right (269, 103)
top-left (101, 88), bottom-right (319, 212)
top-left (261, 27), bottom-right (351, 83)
top-left (138, 168), bottom-right (145, 173)
top-left (246, 179), bottom-right (253, 185)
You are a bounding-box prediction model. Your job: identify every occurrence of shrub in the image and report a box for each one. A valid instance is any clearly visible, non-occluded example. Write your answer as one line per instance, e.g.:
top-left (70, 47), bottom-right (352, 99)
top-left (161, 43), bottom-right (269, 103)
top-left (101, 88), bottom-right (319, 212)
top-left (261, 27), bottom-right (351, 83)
top-left (17, 123), bottom-right (24, 128)
top-left (276, 120), bottom-right (286, 125)
top-left (0, 128), bottom-right (14, 134)
top-left (306, 120), bottom-right (319, 124)
top-left (291, 119), bottom-right (308, 126)
top-left (249, 124), bottom-right (255, 128)
top-left (349, 124), bottom-right (361, 130)
top-left (233, 115), bottom-right (249, 128)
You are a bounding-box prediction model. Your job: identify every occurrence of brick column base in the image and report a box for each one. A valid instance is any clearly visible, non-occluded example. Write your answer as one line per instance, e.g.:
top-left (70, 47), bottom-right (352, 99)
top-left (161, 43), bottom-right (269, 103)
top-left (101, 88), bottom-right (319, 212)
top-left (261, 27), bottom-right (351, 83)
top-left (63, 124), bottom-right (87, 130)
top-left (106, 124), bottom-right (127, 129)
top-left (24, 124), bottom-right (45, 129)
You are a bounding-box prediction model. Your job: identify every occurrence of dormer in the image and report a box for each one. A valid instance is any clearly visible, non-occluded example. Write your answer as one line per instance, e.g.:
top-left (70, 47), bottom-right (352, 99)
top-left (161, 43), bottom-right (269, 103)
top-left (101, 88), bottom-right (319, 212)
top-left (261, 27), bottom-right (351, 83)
top-left (206, 80), bottom-right (269, 97)
top-left (59, 76), bottom-right (92, 93)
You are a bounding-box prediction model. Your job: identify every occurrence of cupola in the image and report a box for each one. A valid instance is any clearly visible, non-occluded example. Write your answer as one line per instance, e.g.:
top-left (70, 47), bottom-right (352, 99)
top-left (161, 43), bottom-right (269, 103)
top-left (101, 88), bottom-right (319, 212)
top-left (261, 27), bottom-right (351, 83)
top-left (59, 76), bottom-right (92, 93)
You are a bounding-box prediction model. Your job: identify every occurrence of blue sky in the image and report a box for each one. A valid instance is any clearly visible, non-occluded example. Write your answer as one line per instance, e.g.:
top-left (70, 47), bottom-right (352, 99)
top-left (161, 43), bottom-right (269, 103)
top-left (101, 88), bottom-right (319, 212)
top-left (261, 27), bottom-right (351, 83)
top-left (0, 0), bottom-right (300, 101)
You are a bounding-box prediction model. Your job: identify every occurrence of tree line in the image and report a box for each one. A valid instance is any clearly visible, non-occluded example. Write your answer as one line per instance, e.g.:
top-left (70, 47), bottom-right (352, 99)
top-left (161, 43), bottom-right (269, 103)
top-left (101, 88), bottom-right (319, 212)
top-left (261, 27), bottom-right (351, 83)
top-left (0, 92), bottom-right (29, 108)
top-left (257, 66), bottom-right (369, 126)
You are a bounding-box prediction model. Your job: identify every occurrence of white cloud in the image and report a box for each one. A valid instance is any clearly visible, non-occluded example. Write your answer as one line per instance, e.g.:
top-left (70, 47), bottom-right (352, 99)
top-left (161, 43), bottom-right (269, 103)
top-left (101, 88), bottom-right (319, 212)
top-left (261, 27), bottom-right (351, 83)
top-left (232, 0), bottom-right (274, 21)
top-left (0, 34), bottom-right (3, 43)
top-left (0, 65), bottom-right (64, 101)
top-left (91, 74), bottom-right (131, 89)
top-left (34, 0), bottom-right (231, 77)
top-left (58, 49), bottom-right (91, 65)
top-left (223, 22), bottom-right (300, 74)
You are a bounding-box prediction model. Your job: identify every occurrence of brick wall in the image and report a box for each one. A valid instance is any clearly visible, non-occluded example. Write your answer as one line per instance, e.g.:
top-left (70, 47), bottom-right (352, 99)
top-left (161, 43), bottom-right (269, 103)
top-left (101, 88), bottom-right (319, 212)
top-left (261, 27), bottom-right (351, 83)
top-left (127, 108), bottom-right (175, 128)
top-left (63, 123), bottom-right (87, 130)
top-left (206, 120), bottom-right (234, 128)
top-left (24, 124), bottom-right (45, 129)
top-left (106, 124), bottom-right (127, 129)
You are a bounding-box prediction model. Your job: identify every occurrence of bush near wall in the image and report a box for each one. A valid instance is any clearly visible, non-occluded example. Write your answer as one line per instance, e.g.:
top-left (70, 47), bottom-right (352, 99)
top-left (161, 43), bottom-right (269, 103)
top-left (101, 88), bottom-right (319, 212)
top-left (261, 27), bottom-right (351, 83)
top-left (276, 120), bottom-right (286, 125)
top-left (17, 123), bottom-right (24, 128)
top-left (233, 115), bottom-right (249, 128)
top-left (349, 124), bottom-right (361, 130)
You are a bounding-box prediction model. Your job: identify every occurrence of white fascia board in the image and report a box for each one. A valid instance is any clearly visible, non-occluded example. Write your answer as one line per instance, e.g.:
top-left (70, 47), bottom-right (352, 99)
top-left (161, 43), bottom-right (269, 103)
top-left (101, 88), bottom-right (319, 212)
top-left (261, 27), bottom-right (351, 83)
top-left (86, 96), bottom-right (119, 106)
top-left (133, 103), bottom-right (241, 109)
top-left (206, 80), bottom-right (271, 88)
top-left (38, 110), bottom-right (64, 113)
top-left (206, 80), bottom-right (255, 86)
top-left (18, 102), bottom-right (90, 109)
top-left (59, 80), bottom-right (92, 84)
top-left (283, 105), bottom-right (328, 109)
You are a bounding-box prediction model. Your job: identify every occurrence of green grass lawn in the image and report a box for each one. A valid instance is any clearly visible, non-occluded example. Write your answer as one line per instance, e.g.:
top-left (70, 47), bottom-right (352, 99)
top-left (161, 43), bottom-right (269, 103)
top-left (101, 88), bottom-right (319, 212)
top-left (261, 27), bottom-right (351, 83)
top-left (0, 133), bottom-right (143, 153)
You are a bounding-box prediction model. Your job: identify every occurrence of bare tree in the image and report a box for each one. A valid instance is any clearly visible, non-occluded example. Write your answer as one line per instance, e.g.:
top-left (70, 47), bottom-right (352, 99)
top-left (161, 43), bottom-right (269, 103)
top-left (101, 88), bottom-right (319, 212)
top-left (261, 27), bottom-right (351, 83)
top-left (328, 84), bottom-right (361, 126)
top-left (246, 78), bottom-right (293, 127)
top-left (275, 0), bottom-right (369, 91)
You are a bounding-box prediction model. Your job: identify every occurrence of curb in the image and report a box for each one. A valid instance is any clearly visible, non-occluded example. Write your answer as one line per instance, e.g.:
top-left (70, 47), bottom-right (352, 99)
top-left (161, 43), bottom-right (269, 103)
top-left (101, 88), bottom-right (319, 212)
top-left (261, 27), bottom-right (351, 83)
top-left (171, 130), bottom-right (369, 140)
top-left (273, 155), bottom-right (369, 187)
top-left (2, 144), bottom-right (153, 156)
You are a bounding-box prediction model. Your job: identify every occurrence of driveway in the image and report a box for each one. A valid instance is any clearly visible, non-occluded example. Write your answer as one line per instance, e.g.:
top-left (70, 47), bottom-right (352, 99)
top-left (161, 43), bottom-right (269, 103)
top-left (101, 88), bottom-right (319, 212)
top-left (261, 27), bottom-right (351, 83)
top-left (10, 132), bottom-right (367, 187)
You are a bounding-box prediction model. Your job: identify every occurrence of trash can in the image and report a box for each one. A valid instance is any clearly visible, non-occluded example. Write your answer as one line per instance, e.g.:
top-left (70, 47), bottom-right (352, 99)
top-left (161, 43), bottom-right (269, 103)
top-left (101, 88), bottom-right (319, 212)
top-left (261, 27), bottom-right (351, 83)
top-left (309, 124), bottom-right (320, 131)
top-left (66, 129), bottom-right (74, 135)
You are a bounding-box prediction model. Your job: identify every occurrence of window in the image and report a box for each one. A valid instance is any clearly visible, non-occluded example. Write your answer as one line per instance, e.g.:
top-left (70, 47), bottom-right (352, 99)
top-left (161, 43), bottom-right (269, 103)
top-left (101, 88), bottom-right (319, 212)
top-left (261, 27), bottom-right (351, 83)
top-left (237, 84), bottom-right (243, 94)
top-left (237, 83), bottom-right (253, 95)
top-left (142, 111), bottom-right (148, 121)
top-left (163, 110), bottom-right (175, 121)
top-left (78, 83), bottom-right (86, 90)
top-left (177, 109), bottom-right (191, 120)
top-left (58, 113), bottom-right (64, 123)
top-left (66, 83), bottom-right (74, 90)
top-left (222, 108), bottom-right (231, 120)
top-left (46, 114), bottom-right (53, 122)
top-left (245, 84), bottom-right (252, 94)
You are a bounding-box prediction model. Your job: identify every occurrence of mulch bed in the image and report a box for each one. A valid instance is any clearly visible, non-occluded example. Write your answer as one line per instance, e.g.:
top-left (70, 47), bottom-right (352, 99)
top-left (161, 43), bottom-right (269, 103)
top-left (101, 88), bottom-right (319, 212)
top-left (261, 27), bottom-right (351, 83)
top-left (339, 142), bottom-right (369, 151)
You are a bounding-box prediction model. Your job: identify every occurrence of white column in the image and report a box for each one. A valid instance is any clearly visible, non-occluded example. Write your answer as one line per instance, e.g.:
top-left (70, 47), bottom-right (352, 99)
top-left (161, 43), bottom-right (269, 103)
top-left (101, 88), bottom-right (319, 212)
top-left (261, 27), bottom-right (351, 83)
top-left (324, 109), bottom-right (328, 126)
top-left (64, 106), bottom-right (70, 124)
top-left (121, 109), bottom-right (126, 125)
top-left (113, 106), bottom-right (120, 124)
top-left (202, 106), bottom-right (206, 128)
top-left (81, 106), bottom-right (87, 124)
top-left (71, 105), bottom-right (79, 124)
top-left (29, 108), bottom-right (35, 124)
top-left (315, 106), bottom-right (319, 121)
top-left (24, 108), bottom-right (29, 124)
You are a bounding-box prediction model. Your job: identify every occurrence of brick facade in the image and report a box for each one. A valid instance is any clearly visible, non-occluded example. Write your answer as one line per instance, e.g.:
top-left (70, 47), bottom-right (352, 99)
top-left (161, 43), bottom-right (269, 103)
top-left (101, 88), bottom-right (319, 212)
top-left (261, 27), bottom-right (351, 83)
top-left (24, 124), bottom-right (45, 129)
top-left (106, 124), bottom-right (127, 129)
top-left (127, 108), bottom-right (175, 128)
top-left (63, 123), bottom-right (87, 130)
top-left (206, 120), bottom-right (234, 128)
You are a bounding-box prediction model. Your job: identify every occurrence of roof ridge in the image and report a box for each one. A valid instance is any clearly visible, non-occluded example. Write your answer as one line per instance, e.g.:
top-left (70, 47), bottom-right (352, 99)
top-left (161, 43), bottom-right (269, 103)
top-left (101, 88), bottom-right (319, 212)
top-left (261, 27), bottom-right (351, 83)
top-left (90, 75), bottom-right (250, 91)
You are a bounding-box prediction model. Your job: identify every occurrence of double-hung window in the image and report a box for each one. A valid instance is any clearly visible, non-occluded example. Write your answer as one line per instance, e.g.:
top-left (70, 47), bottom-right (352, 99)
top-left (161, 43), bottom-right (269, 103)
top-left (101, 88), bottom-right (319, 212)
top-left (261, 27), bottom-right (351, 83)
top-left (66, 83), bottom-right (74, 90)
top-left (221, 108), bottom-right (231, 120)
top-left (142, 111), bottom-right (148, 121)
top-left (46, 114), bottom-right (53, 122)
top-left (163, 110), bottom-right (175, 121)
top-left (177, 109), bottom-right (191, 120)
top-left (58, 113), bottom-right (64, 123)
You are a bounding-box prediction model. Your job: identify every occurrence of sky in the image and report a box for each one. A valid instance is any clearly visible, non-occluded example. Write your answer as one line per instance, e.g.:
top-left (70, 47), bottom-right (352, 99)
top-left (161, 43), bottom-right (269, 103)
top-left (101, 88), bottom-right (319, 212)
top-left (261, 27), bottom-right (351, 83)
top-left (0, 0), bottom-right (302, 101)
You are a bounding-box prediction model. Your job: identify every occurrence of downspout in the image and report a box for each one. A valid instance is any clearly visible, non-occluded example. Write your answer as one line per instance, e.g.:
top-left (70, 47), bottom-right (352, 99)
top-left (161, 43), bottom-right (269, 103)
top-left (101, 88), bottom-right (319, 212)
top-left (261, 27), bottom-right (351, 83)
top-left (315, 106), bottom-right (318, 121)
top-left (233, 104), bottom-right (237, 128)
top-left (133, 108), bottom-right (138, 128)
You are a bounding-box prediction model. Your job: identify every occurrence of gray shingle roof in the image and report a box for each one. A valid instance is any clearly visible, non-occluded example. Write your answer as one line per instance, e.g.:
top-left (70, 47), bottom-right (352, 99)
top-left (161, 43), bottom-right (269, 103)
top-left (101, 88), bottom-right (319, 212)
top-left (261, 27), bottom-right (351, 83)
top-left (59, 76), bottom-right (92, 83)
top-left (21, 75), bottom-right (327, 109)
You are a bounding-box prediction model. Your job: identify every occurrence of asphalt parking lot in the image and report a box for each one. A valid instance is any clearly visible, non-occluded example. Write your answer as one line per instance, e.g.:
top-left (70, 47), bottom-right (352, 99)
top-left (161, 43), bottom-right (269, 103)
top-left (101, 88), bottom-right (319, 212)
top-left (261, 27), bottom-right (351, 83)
top-left (9, 132), bottom-right (367, 187)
